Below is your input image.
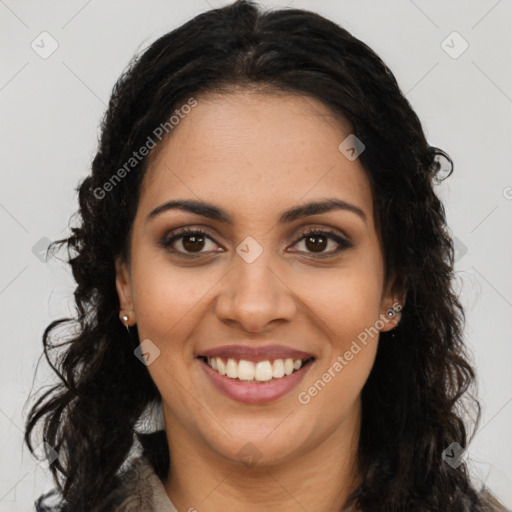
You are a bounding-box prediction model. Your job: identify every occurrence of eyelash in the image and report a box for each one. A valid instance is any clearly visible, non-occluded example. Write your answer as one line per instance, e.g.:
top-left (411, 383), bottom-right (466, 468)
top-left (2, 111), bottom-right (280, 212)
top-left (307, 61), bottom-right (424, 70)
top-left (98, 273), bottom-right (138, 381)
top-left (159, 227), bottom-right (353, 259)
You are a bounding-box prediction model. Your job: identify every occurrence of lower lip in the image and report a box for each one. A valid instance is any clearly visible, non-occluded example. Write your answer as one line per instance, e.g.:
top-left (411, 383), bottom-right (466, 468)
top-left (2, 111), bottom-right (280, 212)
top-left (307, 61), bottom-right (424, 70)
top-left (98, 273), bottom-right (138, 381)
top-left (198, 358), bottom-right (314, 404)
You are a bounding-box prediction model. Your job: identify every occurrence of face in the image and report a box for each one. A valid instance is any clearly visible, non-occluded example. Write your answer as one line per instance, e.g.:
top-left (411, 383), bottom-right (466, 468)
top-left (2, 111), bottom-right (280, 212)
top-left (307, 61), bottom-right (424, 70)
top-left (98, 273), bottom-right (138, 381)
top-left (116, 90), bottom-right (400, 469)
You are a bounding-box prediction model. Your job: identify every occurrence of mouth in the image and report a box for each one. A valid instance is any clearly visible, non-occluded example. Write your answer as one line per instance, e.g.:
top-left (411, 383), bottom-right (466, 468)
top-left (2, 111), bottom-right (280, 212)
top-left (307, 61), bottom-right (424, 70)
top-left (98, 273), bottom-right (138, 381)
top-left (197, 355), bottom-right (315, 383)
top-left (196, 347), bottom-right (316, 404)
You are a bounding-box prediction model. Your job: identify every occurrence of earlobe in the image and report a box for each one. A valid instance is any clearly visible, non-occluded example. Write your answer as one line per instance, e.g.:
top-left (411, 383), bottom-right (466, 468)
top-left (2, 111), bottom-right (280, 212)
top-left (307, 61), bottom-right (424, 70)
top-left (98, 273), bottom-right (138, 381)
top-left (115, 258), bottom-right (137, 327)
top-left (380, 300), bottom-right (403, 332)
top-left (115, 257), bottom-right (133, 311)
top-left (380, 275), bottom-right (406, 333)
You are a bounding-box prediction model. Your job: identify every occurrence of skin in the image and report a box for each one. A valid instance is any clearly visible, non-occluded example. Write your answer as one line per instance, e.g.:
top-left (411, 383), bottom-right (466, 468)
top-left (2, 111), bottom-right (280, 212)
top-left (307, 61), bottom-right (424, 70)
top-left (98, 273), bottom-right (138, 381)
top-left (115, 90), bottom-right (402, 512)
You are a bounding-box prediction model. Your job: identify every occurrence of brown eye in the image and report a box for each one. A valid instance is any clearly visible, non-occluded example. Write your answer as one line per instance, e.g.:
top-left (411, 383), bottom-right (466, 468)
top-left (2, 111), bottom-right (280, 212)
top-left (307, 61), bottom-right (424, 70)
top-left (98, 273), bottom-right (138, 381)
top-left (182, 233), bottom-right (206, 252)
top-left (160, 228), bottom-right (220, 256)
top-left (291, 229), bottom-right (352, 257)
top-left (304, 234), bottom-right (329, 253)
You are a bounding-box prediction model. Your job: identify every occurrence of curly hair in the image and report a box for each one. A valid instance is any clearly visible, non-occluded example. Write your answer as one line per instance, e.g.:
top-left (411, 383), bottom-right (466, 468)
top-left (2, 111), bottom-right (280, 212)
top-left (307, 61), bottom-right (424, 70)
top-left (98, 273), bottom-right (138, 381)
top-left (24, 1), bottom-right (505, 511)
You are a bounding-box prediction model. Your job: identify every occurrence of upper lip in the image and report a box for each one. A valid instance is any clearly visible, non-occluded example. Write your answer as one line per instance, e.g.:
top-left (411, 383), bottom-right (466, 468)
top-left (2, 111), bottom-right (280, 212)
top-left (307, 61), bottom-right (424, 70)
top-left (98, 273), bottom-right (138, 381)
top-left (197, 344), bottom-right (315, 362)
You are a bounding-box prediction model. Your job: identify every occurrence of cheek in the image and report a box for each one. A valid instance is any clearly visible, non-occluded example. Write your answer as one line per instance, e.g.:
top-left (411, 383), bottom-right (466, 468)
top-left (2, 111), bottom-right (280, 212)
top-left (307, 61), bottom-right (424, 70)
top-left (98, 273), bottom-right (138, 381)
top-left (131, 253), bottom-right (218, 342)
top-left (324, 346), bottom-right (377, 414)
top-left (299, 260), bottom-right (384, 339)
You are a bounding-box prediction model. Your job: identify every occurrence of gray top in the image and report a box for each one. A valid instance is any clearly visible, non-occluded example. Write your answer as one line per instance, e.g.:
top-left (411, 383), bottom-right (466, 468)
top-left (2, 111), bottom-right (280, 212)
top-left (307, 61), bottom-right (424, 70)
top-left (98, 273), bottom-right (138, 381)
top-left (112, 456), bottom-right (178, 512)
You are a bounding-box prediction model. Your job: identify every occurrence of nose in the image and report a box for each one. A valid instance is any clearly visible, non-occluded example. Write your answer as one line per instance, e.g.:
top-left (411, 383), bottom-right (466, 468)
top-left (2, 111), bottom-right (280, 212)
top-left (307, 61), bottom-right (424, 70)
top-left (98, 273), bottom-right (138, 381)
top-left (214, 253), bottom-right (297, 333)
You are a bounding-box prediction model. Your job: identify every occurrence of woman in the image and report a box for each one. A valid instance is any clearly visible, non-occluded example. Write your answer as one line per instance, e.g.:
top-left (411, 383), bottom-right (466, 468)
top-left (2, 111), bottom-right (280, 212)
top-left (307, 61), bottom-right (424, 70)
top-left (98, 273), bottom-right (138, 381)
top-left (24, 1), bottom-right (508, 511)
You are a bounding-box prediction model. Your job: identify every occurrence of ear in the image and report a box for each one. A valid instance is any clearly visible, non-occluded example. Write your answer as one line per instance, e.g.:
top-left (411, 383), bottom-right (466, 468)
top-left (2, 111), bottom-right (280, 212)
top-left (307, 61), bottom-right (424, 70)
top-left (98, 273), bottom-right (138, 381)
top-left (379, 273), bottom-right (406, 333)
top-left (115, 256), bottom-right (134, 312)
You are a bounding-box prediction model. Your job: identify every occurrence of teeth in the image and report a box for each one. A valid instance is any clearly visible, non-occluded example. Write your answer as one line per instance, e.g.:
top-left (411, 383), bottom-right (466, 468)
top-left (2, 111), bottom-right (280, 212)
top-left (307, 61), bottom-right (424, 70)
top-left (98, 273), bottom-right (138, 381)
top-left (284, 358), bottom-right (294, 375)
top-left (217, 358), bottom-right (226, 375)
top-left (226, 358), bottom-right (238, 378)
top-left (206, 357), bottom-right (309, 382)
top-left (238, 359), bottom-right (255, 380)
top-left (272, 359), bottom-right (285, 378)
top-left (255, 361), bottom-right (273, 381)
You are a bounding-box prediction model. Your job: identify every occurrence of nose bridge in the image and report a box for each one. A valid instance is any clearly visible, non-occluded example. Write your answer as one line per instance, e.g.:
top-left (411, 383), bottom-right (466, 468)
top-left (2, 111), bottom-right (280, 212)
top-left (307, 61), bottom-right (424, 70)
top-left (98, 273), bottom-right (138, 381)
top-left (215, 242), bottom-right (296, 332)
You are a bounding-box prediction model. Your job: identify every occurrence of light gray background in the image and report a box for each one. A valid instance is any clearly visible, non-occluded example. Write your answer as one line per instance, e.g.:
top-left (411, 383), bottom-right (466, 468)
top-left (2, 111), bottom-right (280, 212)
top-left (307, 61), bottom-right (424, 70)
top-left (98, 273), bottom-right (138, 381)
top-left (1, 0), bottom-right (511, 510)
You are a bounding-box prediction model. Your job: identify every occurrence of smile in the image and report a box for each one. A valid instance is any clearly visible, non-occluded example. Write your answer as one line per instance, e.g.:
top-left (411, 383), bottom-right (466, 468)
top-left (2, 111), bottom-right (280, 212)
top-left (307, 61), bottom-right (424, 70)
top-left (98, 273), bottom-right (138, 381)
top-left (197, 348), bottom-right (315, 404)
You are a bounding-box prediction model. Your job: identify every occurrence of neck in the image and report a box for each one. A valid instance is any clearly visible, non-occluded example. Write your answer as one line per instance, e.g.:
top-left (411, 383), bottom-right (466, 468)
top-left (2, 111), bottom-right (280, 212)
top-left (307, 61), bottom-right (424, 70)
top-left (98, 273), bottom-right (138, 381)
top-left (163, 400), bottom-right (363, 512)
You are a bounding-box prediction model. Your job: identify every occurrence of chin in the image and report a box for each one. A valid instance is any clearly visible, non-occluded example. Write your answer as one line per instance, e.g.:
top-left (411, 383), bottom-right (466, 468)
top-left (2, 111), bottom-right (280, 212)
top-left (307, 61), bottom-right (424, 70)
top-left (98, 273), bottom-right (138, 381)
top-left (204, 419), bottom-right (312, 470)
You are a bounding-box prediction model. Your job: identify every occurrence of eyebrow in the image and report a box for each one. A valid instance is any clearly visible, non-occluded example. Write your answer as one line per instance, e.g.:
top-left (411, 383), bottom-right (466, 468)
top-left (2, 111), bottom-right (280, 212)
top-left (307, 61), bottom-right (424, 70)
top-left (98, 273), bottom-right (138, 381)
top-left (147, 198), bottom-right (366, 224)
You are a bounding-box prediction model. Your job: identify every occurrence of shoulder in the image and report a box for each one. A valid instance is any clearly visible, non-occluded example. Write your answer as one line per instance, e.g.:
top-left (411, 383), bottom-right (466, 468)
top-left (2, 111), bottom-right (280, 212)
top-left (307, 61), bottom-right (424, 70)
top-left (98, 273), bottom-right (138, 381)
top-left (478, 488), bottom-right (511, 512)
top-left (108, 455), bottom-right (177, 512)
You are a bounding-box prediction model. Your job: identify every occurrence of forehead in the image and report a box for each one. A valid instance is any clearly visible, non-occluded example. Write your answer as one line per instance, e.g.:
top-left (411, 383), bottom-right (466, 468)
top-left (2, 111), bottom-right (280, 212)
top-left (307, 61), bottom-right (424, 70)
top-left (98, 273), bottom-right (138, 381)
top-left (138, 91), bottom-right (373, 223)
